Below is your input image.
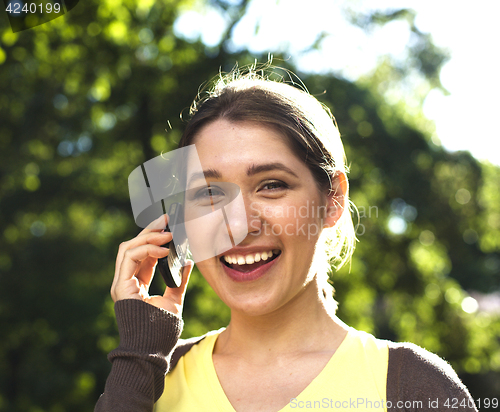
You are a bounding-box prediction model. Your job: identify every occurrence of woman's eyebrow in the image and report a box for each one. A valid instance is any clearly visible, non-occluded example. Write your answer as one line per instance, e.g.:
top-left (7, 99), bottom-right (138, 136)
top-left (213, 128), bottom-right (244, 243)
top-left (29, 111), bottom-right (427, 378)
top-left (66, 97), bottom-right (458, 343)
top-left (187, 163), bottom-right (298, 187)
top-left (247, 162), bottom-right (299, 178)
top-left (187, 168), bottom-right (221, 187)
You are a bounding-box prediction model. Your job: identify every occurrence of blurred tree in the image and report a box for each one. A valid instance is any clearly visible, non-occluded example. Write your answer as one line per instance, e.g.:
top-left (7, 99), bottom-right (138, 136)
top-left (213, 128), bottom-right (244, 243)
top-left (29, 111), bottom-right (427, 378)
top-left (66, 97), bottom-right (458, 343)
top-left (347, 7), bottom-right (451, 92)
top-left (0, 0), bottom-right (252, 409)
top-left (0, 0), bottom-right (498, 410)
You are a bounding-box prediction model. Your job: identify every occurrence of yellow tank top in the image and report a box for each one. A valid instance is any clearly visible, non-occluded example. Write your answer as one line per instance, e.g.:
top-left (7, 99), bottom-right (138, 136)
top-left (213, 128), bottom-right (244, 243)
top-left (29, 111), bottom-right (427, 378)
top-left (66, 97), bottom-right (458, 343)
top-left (155, 328), bottom-right (388, 411)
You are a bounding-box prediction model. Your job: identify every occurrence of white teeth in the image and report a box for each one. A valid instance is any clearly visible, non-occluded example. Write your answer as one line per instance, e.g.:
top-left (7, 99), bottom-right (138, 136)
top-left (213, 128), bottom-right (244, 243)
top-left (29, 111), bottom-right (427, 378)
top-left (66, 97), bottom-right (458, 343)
top-left (223, 250), bottom-right (279, 266)
top-left (262, 251), bottom-right (273, 260)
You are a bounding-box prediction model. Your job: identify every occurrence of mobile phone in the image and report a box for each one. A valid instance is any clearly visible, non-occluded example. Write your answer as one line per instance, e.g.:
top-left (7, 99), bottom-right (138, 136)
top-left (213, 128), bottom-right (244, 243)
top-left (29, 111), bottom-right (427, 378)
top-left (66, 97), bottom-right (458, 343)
top-left (157, 202), bottom-right (188, 288)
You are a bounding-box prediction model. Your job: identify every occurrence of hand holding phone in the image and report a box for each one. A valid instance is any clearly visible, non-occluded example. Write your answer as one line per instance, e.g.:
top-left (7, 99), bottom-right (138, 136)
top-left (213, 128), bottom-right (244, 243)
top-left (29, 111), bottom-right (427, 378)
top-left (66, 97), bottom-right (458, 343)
top-left (110, 211), bottom-right (193, 315)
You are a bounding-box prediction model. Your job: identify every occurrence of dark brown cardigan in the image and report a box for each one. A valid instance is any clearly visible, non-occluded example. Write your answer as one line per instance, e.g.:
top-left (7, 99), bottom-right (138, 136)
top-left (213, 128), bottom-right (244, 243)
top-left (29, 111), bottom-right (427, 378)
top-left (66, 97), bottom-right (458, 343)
top-left (95, 300), bottom-right (478, 412)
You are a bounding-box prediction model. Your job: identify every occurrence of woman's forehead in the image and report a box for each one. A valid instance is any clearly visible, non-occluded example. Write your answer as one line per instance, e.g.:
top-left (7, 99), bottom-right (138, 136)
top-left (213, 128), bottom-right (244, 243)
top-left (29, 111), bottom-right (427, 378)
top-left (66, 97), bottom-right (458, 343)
top-left (191, 119), bottom-right (296, 154)
top-left (189, 122), bottom-right (299, 167)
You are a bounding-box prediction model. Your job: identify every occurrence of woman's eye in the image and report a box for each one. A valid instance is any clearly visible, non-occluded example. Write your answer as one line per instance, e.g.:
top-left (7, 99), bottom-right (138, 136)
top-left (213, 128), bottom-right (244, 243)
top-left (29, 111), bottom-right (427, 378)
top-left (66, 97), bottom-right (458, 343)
top-left (194, 187), bottom-right (225, 202)
top-left (260, 181), bottom-right (288, 191)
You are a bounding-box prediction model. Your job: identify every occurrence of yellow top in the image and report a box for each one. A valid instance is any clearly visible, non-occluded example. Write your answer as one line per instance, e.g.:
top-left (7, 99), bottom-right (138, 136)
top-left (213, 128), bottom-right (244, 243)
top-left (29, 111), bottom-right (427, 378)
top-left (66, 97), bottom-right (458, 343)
top-left (155, 328), bottom-right (388, 411)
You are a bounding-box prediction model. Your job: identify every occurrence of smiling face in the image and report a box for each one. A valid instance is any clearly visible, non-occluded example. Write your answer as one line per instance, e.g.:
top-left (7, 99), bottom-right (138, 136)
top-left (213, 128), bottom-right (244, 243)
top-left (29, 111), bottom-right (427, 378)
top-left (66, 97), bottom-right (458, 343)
top-left (185, 119), bottom-right (340, 316)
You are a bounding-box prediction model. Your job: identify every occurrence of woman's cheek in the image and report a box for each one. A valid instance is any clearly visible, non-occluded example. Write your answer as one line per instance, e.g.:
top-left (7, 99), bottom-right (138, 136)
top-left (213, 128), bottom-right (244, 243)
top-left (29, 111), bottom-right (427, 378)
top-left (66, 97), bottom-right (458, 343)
top-left (184, 211), bottom-right (231, 262)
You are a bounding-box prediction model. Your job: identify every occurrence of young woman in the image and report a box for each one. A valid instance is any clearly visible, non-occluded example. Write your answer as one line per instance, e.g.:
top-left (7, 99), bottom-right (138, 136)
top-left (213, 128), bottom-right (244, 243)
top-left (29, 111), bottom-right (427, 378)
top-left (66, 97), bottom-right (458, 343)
top-left (95, 68), bottom-right (477, 411)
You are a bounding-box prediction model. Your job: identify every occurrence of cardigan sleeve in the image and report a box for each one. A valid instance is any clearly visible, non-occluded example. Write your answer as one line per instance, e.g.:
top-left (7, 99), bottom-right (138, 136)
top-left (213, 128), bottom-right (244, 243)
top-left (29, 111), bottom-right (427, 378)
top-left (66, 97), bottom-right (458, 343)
top-left (386, 342), bottom-right (478, 411)
top-left (94, 299), bottom-right (183, 412)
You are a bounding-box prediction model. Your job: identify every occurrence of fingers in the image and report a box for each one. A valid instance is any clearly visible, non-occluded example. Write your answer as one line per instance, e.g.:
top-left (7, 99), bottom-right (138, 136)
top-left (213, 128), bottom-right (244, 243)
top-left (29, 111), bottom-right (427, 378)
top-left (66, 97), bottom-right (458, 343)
top-left (111, 213), bottom-right (196, 315)
top-left (119, 244), bottom-right (167, 283)
top-left (114, 230), bottom-right (172, 283)
top-left (138, 213), bottom-right (169, 236)
top-left (166, 260), bottom-right (194, 301)
top-left (116, 214), bottom-right (170, 278)
top-left (111, 228), bottom-right (173, 302)
top-left (146, 260), bottom-right (194, 315)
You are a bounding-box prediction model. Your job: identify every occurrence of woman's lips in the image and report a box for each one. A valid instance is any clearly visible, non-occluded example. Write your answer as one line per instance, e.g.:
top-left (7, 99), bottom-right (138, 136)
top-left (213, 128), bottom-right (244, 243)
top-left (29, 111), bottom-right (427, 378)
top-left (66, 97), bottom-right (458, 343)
top-left (221, 252), bottom-right (281, 282)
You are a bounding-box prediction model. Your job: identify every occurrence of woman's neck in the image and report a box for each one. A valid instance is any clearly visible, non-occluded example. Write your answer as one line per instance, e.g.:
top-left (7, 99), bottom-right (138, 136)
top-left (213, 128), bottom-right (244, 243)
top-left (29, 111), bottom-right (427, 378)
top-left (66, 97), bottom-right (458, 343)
top-left (214, 278), bottom-right (348, 363)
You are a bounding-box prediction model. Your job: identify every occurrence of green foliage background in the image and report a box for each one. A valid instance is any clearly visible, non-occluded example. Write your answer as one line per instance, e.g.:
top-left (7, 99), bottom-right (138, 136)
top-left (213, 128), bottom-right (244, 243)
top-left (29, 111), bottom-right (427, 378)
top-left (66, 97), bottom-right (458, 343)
top-left (0, 1), bottom-right (499, 410)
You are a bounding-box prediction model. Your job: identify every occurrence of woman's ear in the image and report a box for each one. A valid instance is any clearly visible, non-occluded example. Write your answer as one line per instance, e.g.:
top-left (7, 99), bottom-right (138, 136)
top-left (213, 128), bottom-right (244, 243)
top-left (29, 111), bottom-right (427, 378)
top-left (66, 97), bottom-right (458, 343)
top-left (323, 172), bottom-right (347, 229)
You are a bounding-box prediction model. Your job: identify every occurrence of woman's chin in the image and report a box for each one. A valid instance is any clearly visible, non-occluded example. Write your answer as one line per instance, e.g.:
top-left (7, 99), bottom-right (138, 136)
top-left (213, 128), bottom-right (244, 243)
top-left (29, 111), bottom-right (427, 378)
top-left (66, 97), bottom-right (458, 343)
top-left (197, 252), bottom-right (311, 318)
top-left (225, 295), bottom-right (280, 317)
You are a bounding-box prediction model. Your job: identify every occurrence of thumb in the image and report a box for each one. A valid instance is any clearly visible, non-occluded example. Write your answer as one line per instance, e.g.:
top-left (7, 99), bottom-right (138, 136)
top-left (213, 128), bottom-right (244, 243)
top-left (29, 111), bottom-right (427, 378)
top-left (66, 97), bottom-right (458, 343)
top-left (164, 260), bottom-right (194, 305)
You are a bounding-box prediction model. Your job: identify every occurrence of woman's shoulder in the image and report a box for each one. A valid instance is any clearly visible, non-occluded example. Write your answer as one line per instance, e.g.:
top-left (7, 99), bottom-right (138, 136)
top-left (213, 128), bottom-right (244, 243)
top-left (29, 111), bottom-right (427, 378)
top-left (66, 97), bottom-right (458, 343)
top-left (169, 335), bottom-right (205, 372)
top-left (350, 328), bottom-right (466, 387)
top-left (387, 340), bottom-right (460, 382)
top-left (342, 328), bottom-right (476, 410)
top-left (385, 340), bottom-right (477, 410)
top-left (168, 329), bottom-right (222, 373)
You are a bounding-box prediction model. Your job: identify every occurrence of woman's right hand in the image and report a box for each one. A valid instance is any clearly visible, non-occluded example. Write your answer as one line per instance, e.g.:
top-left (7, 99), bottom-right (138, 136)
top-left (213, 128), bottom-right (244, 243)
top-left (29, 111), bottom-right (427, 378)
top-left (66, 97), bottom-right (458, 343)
top-left (110, 214), bottom-right (193, 316)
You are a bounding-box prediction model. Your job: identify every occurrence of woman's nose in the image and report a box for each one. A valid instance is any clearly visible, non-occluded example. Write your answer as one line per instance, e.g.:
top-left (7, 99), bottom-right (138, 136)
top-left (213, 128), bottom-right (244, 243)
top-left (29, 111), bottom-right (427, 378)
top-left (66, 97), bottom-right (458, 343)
top-left (245, 199), bottom-right (263, 237)
top-left (224, 194), bottom-right (262, 245)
